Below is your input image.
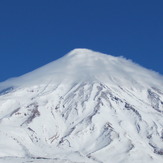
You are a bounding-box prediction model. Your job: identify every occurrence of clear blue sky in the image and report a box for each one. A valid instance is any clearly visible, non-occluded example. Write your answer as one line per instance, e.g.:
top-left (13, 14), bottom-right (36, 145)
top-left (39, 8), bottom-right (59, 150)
top-left (0, 0), bottom-right (163, 82)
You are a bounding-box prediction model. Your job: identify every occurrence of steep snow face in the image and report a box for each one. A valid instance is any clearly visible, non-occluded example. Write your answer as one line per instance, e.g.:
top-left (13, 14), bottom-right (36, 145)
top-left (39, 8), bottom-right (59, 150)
top-left (0, 49), bottom-right (163, 163)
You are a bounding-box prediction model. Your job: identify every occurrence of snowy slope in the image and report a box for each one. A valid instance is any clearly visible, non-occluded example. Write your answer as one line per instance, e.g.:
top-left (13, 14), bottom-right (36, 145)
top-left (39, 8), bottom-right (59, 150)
top-left (0, 49), bottom-right (163, 163)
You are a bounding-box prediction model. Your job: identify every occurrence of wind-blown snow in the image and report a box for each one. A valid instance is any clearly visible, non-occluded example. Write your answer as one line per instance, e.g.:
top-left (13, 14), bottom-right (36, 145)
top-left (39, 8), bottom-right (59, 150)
top-left (1, 48), bottom-right (163, 89)
top-left (0, 49), bottom-right (163, 163)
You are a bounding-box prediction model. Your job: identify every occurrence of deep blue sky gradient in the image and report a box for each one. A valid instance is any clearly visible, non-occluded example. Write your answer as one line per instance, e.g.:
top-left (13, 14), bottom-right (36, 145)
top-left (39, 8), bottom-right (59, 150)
top-left (0, 0), bottom-right (163, 82)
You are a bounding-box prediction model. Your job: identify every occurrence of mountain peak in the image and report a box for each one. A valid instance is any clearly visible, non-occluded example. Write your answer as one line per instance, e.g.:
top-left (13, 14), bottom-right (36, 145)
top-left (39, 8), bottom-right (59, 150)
top-left (1, 50), bottom-right (163, 163)
top-left (69, 48), bottom-right (94, 53)
top-left (67, 48), bottom-right (96, 56)
top-left (0, 49), bottom-right (163, 91)
top-left (66, 48), bottom-right (109, 59)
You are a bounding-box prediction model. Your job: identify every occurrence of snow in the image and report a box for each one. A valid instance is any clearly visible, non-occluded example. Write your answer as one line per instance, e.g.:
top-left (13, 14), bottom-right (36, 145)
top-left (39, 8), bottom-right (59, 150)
top-left (1, 48), bottom-right (163, 90)
top-left (0, 48), bottom-right (163, 163)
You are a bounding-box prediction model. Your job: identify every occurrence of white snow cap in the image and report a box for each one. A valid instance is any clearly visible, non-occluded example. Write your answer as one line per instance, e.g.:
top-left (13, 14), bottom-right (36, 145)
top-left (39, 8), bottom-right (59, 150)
top-left (1, 49), bottom-right (163, 163)
top-left (0, 48), bottom-right (163, 89)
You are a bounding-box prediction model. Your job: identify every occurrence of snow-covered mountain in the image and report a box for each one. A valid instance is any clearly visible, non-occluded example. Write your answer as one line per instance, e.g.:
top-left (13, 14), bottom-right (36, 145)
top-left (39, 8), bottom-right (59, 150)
top-left (0, 49), bottom-right (163, 163)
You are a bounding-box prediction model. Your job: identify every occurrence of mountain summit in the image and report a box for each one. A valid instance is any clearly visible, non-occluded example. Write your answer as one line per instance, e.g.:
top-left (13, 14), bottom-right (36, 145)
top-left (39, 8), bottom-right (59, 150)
top-left (0, 49), bottom-right (163, 163)
top-left (1, 48), bottom-right (162, 89)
